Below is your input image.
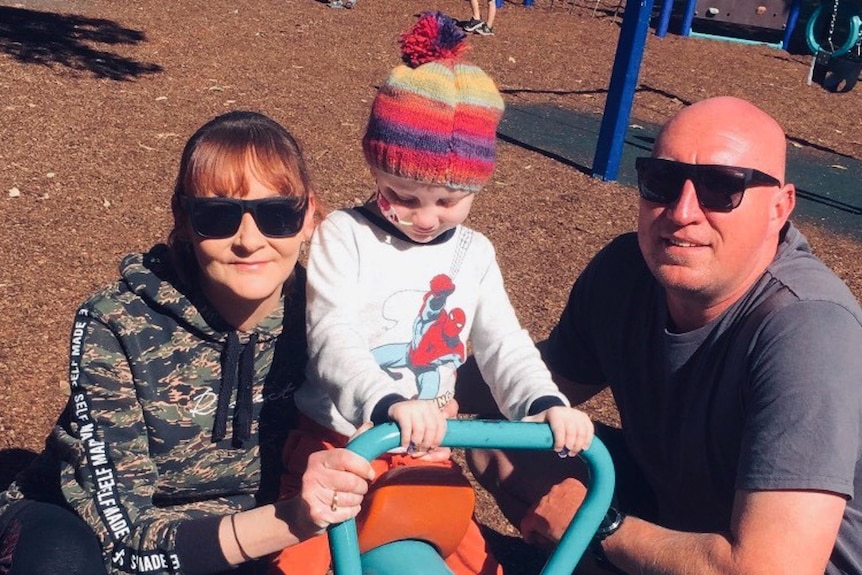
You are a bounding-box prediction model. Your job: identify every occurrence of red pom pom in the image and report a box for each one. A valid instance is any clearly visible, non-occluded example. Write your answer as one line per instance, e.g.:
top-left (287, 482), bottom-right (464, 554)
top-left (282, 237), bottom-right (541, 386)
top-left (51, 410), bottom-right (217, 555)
top-left (399, 11), bottom-right (468, 68)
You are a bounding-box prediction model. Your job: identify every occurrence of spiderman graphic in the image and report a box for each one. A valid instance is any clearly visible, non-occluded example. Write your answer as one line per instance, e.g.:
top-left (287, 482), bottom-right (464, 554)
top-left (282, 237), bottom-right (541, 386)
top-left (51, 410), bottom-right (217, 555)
top-left (372, 274), bottom-right (466, 400)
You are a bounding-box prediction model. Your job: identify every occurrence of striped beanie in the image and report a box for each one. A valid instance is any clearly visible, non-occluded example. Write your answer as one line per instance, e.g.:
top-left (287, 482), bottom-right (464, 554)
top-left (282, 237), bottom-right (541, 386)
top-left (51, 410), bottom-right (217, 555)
top-left (362, 11), bottom-right (505, 193)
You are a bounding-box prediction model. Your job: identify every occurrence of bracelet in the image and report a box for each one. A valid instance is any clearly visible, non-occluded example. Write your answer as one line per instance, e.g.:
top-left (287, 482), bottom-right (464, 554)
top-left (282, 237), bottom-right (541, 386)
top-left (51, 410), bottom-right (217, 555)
top-left (230, 513), bottom-right (253, 562)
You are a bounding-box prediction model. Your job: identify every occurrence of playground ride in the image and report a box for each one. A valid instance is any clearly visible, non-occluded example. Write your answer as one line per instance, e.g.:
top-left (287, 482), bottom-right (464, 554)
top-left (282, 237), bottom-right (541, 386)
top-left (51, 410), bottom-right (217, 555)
top-left (327, 419), bottom-right (616, 575)
top-left (805, 0), bottom-right (862, 92)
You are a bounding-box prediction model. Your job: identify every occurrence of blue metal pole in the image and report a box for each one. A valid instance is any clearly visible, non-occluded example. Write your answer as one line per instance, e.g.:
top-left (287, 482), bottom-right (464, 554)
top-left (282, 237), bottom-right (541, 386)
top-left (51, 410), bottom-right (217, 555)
top-left (592, 0), bottom-right (655, 181)
top-left (681, 0), bottom-right (697, 36)
top-left (655, 0), bottom-right (674, 37)
top-left (782, 0), bottom-right (802, 50)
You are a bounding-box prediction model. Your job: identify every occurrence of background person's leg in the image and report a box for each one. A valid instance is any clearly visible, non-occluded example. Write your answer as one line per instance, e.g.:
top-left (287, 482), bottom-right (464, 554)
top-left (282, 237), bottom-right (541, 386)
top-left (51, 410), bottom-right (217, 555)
top-left (464, 0), bottom-right (485, 32)
top-left (0, 500), bottom-right (106, 575)
top-left (486, 0), bottom-right (497, 29)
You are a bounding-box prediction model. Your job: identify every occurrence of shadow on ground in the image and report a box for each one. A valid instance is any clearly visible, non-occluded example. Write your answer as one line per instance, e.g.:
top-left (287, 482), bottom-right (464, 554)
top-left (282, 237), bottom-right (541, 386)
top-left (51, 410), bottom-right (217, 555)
top-left (0, 6), bottom-right (162, 80)
top-left (498, 102), bottom-right (862, 241)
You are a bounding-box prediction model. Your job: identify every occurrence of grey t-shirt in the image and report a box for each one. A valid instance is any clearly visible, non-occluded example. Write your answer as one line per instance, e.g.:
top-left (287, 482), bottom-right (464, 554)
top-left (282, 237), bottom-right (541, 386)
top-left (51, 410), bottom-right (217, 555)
top-left (547, 223), bottom-right (862, 574)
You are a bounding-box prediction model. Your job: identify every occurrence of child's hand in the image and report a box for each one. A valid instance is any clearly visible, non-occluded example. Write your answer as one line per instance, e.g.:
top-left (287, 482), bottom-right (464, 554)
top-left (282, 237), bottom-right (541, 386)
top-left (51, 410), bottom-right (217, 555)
top-left (522, 406), bottom-right (594, 457)
top-left (388, 399), bottom-right (448, 457)
top-left (415, 398), bottom-right (460, 462)
top-left (440, 397), bottom-right (459, 419)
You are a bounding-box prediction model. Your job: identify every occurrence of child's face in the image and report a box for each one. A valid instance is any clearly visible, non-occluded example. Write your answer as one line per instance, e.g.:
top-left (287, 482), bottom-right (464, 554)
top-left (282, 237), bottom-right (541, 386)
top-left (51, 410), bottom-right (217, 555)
top-left (373, 168), bottom-right (475, 243)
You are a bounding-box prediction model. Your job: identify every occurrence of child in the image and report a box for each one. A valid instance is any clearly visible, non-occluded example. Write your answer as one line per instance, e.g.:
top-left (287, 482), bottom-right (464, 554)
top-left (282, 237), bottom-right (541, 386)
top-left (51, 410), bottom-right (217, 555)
top-left (272, 12), bottom-right (593, 575)
top-left (463, 0), bottom-right (497, 36)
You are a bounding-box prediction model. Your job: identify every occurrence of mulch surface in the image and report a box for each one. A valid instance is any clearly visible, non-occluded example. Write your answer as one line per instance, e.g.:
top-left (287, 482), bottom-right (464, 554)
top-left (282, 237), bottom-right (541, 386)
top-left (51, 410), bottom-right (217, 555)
top-left (1, 0), bottom-right (861, 569)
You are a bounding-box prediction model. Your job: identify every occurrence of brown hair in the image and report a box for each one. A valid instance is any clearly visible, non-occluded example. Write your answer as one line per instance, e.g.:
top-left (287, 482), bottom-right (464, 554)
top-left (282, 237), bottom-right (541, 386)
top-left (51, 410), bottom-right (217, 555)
top-left (167, 110), bottom-right (318, 281)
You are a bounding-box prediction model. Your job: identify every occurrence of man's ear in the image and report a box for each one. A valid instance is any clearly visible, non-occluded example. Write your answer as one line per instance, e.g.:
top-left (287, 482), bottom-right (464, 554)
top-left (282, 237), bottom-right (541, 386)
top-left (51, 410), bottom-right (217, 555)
top-left (770, 183), bottom-right (796, 233)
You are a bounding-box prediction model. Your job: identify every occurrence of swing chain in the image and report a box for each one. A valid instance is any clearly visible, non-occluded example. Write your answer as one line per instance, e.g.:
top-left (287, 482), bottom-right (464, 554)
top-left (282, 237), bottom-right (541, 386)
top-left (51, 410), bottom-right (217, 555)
top-left (827, 0), bottom-right (839, 52)
top-left (854, 17), bottom-right (862, 58)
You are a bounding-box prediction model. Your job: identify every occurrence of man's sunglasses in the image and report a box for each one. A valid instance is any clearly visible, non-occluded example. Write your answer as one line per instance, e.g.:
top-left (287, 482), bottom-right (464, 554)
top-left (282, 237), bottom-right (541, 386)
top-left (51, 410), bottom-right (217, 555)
top-left (182, 196), bottom-right (307, 239)
top-left (635, 157), bottom-right (781, 212)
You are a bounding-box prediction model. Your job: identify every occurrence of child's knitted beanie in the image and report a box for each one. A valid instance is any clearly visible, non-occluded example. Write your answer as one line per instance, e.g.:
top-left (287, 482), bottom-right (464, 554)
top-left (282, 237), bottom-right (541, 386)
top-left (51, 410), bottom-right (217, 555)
top-left (362, 11), bottom-right (505, 193)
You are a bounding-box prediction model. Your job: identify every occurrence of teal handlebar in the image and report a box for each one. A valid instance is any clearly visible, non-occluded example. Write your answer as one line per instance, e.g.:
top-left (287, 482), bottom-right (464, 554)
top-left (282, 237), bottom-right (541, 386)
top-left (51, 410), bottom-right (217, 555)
top-left (329, 420), bottom-right (615, 575)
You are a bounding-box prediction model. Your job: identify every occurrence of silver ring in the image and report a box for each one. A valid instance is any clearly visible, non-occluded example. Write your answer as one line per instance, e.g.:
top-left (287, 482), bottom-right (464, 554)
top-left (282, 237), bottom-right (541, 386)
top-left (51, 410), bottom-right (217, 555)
top-left (330, 490), bottom-right (339, 512)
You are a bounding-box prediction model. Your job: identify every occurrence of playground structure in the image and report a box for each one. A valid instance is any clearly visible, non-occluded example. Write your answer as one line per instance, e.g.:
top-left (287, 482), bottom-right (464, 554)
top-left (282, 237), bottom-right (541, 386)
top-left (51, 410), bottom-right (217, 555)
top-left (497, 0), bottom-right (862, 181)
top-left (484, 0), bottom-right (657, 181)
top-left (489, 0), bottom-right (796, 178)
top-left (805, 0), bottom-right (862, 91)
top-left (656, 0), bottom-right (802, 49)
top-left (652, 0), bottom-right (861, 91)
top-left (327, 420), bottom-right (615, 575)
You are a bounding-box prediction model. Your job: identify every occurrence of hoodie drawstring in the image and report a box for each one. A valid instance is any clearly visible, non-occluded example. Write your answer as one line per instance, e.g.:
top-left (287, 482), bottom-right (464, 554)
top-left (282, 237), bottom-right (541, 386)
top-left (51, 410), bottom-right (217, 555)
top-left (235, 332), bottom-right (258, 444)
top-left (212, 331), bottom-right (258, 446)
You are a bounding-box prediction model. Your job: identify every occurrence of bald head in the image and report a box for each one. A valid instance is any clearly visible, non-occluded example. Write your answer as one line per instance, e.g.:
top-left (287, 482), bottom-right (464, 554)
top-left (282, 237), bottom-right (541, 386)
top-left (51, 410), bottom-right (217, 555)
top-left (655, 97), bottom-right (787, 182)
top-left (638, 96), bottom-right (796, 329)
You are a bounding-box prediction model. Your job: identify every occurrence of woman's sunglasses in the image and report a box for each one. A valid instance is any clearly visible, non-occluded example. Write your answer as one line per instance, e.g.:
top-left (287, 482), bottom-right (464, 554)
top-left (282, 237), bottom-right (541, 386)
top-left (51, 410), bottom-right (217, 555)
top-left (635, 157), bottom-right (781, 212)
top-left (182, 196), bottom-right (307, 239)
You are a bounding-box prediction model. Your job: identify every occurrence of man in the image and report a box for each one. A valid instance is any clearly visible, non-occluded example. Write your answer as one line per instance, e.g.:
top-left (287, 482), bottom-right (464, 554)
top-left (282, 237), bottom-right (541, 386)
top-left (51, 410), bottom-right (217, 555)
top-left (465, 97), bottom-right (862, 574)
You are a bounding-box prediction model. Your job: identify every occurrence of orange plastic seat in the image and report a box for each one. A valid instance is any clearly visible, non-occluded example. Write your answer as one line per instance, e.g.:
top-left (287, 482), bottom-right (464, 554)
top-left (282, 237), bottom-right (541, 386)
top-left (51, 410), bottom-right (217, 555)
top-left (356, 465), bottom-right (476, 558)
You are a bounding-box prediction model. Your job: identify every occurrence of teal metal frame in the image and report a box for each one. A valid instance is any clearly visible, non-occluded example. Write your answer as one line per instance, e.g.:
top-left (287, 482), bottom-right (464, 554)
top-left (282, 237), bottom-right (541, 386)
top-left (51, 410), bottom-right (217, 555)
top-left (328, 420), bottom-right (615, 575)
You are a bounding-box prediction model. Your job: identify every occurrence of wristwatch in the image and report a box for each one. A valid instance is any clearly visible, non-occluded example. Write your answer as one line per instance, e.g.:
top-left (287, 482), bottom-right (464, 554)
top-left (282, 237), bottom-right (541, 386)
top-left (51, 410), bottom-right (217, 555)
top-left (589, 506), bottom-right (626, 573)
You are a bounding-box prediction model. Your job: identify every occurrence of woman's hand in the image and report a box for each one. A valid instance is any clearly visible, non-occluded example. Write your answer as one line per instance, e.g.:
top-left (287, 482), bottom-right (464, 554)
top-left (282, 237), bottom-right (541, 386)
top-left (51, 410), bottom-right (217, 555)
top-left (298, 448), bottom-right (375, 535)
top-left (521, 406), bottom-right (594, 457)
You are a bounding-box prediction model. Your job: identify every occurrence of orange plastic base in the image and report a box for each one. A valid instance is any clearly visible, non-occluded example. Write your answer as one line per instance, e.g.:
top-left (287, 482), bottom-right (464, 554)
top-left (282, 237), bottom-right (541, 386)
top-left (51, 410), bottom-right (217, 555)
top-left (357, 465), bottom-right (476, 558)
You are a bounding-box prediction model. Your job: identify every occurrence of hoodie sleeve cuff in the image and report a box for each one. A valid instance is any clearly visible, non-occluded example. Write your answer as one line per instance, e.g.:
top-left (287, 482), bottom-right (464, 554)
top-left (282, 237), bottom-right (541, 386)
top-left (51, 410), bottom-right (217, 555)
top-left (527, 395), bottom-right (567, 416)
top-left (370, 393), bottom-right (409, 425)
top-left (174, 515), bottom-right (232, 575)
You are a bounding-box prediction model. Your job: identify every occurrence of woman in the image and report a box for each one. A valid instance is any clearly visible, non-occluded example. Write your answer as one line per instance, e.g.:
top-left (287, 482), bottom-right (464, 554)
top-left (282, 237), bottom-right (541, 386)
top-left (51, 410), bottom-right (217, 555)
top-left (0, 110), bottom-right (374, 575)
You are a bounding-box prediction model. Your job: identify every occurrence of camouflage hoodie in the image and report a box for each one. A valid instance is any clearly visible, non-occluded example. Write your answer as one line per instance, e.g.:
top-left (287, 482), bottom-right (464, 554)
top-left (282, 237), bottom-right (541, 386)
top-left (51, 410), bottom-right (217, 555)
top-left (0, 244), bottom-right (305, 574)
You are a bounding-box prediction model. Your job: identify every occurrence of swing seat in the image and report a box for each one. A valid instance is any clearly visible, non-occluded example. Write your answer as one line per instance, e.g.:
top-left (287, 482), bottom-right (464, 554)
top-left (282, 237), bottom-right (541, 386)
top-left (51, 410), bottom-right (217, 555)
top-left (823, 56), bottom-right (862, 92)
top-left (356, 465), bottom-right (475, 558)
